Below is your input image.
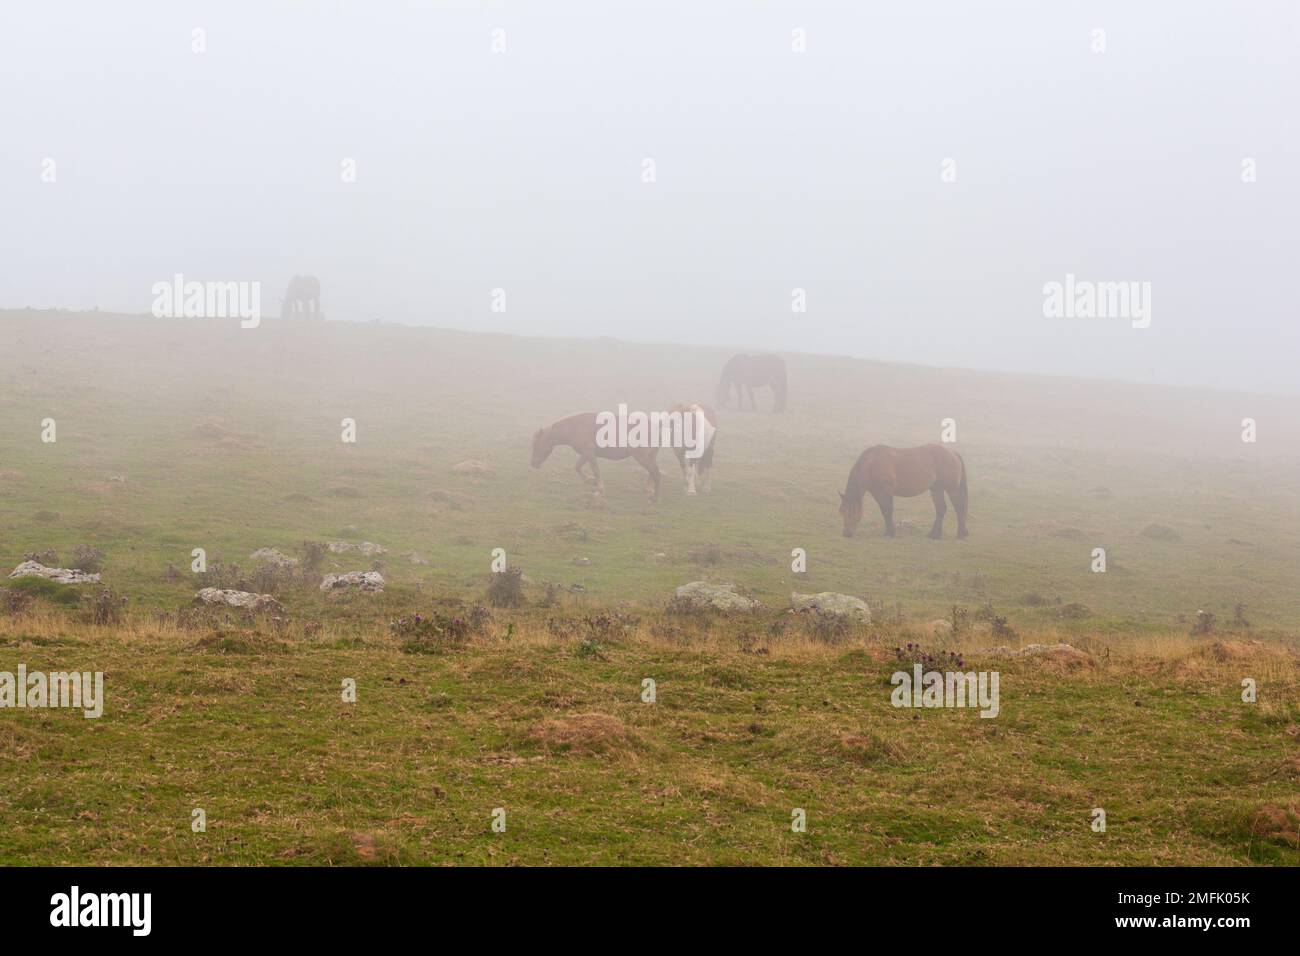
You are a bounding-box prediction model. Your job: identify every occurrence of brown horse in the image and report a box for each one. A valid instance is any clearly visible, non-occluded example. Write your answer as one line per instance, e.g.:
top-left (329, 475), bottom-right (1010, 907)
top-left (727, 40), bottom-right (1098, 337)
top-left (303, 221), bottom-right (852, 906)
top-left (716, 354), bottom-right (787, 412)
top-left (531, 412), bottom-right (662, 501)
top-left (839, 444), bottom-right (968, 538)
top-left (667, 403), bottom-right (718, 495)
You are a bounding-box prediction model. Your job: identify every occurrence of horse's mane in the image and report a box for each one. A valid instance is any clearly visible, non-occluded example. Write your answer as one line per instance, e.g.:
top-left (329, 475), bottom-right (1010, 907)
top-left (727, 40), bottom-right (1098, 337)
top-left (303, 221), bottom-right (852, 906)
top-left (845, 446), bottom-right (888, 497)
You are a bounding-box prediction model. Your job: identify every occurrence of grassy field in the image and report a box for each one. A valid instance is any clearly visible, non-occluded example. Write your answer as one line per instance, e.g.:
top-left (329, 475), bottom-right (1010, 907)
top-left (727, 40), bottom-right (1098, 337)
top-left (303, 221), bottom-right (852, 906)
top-left (0, 310), bottom-right (1297, 865)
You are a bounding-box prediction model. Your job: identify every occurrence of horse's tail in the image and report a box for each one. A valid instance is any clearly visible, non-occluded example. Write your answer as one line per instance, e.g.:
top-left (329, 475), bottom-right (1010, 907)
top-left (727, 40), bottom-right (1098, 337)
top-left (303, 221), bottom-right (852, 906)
top-left (956, 452), bottom-right (968, 510)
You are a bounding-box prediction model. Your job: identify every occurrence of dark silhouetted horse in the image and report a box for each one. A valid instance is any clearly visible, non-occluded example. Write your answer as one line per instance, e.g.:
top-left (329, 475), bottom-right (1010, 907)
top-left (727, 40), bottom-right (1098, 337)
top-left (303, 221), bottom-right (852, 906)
top-left (839, 444), bottom-right (968, 538)
top-left (281, 275), bottom-right (321, 319)
top-left (716, 354), bottom-right (786, 412)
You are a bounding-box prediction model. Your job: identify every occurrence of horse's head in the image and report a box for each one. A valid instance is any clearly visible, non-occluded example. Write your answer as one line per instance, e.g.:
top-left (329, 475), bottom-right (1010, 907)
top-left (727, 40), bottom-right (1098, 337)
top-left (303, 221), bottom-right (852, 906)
top-left (838, 489), bottom-right (862, 537)
top-left (530, 427), bottom-right (552, 468)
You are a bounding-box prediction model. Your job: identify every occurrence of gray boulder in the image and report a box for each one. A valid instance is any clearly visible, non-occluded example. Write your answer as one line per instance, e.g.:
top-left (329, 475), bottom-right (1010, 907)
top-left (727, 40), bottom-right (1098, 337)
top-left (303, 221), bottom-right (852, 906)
top-left (790, 591), bottom-right (872, 624)
top-left (250, 548), bottom-right (298, 568)
top-left (196, 587), bottom-right (283, 613)
top-left (8, 560), bottom-right (100, 585)
top-left (327, 541), bottom-right (387, 557)
top-left (320, 571), bottom-right (385, 593)
top-left (673, 581), bottom-right (761, 612)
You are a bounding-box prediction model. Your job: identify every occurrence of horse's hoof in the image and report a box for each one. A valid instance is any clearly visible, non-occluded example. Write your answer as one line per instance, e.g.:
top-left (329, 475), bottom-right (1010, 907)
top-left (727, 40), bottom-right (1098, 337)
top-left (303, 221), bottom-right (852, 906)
top-left (957, 530), bottom-right (969, 539)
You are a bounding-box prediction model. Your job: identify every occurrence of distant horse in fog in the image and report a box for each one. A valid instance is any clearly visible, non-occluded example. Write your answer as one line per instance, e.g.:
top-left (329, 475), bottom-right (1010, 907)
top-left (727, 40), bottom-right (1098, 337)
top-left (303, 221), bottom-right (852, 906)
top-left (281, 275), bottom-right (321, 319)
top-left (531, 412), bottom-right (662, 502)
top-left (716, 354), bottom-right (786, 412)
top-left (839, 444), bottom-right (968, 539)
top-left (667, 403), bottom-right (717, 495)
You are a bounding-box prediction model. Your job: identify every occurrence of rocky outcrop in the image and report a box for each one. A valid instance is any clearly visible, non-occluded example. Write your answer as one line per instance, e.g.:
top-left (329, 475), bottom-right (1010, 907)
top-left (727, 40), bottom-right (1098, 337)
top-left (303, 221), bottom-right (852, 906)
top-left (196, 587), bottom-right (283, 613)
top-left (973, 642), bottom-right (1091, 666)
top-left (249, 548), bottom-right (298, 567)
top-left (320, 571), bottom-right (385, 593)
top-left (8, 561), bottom-right (100, 584)
top-left (673, 581), bottom-right (762, 612)
top-left (327, 541), bottom-right (387, 557)
top-left (790, 592), bottom-right (872, 624)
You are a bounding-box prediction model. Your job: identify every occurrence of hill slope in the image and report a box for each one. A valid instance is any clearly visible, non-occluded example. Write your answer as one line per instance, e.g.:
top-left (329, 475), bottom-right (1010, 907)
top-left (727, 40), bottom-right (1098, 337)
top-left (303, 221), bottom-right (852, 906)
top-left (1, 310), bottom-right (1297, 631)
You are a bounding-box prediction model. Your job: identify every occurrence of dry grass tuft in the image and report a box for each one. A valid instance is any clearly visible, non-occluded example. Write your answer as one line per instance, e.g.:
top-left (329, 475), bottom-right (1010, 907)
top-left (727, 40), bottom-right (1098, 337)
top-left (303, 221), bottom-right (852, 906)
top-left (1249, 800), bottom-right (1300, 848)
top-left (528, 712), bottom-right (636, 755)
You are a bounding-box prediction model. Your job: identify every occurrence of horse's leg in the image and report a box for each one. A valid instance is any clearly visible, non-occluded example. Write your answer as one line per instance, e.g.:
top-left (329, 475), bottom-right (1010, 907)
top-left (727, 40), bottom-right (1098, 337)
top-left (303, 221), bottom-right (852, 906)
top-left (643, 456), bottom-right (661, 502)
top-left (872, 491), bottom-right (895, 537)
top-left (588, 457), bottom-right (605, 496)
top-left (928, 484), bottom-right (947, 539)
top-left (684, 461), bottom-right (697, 495)
top-left (575, 456), bottom-right (596, 486)
top-left (702, 464), bottom-right (712, 494)
top-left (951, 484), bottom-right (969, 538)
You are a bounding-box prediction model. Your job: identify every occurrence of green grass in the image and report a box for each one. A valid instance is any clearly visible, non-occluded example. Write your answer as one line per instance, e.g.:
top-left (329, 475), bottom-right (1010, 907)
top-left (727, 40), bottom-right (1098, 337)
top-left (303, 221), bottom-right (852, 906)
top-left (0, 613), bottom-right (1296, 866)
top-left (0, 310), bottom-right (1297, 865)
top-left (1, 312), bottom-right (1297, 632)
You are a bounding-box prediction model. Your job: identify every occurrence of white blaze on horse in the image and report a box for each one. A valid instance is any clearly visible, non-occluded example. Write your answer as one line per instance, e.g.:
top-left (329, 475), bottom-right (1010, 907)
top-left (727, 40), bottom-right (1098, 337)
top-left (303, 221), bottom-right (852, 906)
top-left (667, 403), bottom-right (718, 495)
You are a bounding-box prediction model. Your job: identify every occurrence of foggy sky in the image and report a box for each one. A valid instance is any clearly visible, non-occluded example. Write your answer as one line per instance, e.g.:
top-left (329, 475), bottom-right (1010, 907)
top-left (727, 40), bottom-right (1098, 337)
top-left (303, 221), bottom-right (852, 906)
top-left (2, 1), bottom-right (1296, 394)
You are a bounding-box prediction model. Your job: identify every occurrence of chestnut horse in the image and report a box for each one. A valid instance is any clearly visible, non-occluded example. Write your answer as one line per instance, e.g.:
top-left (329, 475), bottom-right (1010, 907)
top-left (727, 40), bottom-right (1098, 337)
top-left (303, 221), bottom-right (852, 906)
top-left (839, 444), bottom-right (968, 538)
top-left (531, 412), bottom-right (662, 501)
top-left (667, 403), bottom-right (717, 495)
top-left (716, 354), bottom-right (787, 412)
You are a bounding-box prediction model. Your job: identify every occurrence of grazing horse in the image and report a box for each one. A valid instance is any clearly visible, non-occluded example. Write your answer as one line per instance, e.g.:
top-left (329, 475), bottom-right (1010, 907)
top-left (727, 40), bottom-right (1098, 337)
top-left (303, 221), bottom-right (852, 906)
top-left (531, 412), bottom-right (662, 501)
top-left (839, 444), bottom-right (968, 539)
top-left (716, 354), bottom-right (787, 412)
top-left (280, 275), bottom-right (321, 319)
top-left (667, 403), bottom-right (718, 495)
